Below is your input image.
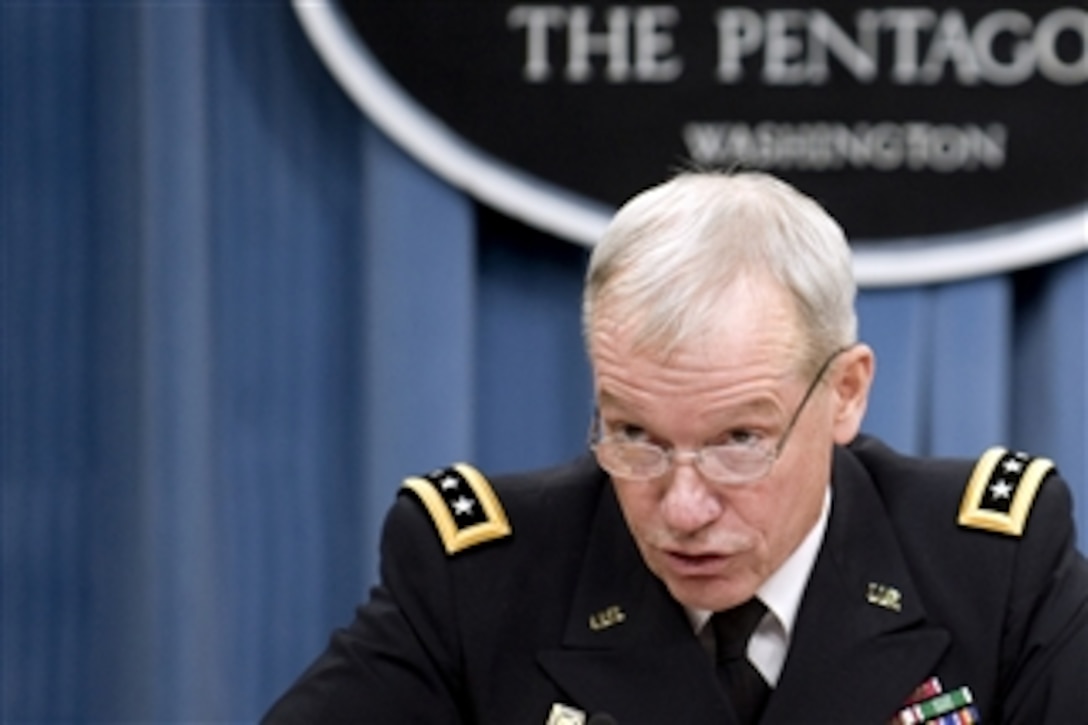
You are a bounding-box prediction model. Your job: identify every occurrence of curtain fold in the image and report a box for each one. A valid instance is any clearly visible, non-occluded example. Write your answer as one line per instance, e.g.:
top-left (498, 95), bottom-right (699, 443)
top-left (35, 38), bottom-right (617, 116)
top-left (359, 123), bottom-right (477, 582)
top-left (856, 287), bottom-right (932, 452)
top-left (1012, 259), bottom-right (1088, 535)
top-left (926, 276), bottom-right (1014, 456)
top-left (2, 3), bottom-right (1085, 722)
top-left (474, 207), bottom-right (593, 475)
top-left (140, 3), bottom-right (227, 717)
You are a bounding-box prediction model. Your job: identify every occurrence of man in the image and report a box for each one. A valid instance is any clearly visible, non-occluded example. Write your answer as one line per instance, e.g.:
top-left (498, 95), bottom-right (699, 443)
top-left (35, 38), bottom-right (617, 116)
top-left (265, 172), bottom-right (1088, 724)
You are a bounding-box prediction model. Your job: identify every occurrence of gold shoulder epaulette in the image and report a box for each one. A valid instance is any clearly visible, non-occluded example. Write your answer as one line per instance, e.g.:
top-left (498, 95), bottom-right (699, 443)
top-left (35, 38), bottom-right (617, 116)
top-left (402, 463), bottom-right (512, 555)
top-left (958, 447), bottom-right (1054, 537)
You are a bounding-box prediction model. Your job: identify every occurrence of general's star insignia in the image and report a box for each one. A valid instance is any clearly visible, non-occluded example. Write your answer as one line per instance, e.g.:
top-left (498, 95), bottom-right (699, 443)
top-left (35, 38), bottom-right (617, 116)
top-left (452, 496), bottom-right (476, 516)
top-left (402, 463), bottom-right (512, 555)
top-left (958, 446), bottom-right (1054, 537)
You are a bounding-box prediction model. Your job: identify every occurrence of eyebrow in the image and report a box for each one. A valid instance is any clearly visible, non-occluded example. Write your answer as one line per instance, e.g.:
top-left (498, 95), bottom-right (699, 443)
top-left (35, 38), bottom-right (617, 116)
top-left (595, 390), bottom-right (786, 422)
top-left (595, 389), bottom-right (629, 411)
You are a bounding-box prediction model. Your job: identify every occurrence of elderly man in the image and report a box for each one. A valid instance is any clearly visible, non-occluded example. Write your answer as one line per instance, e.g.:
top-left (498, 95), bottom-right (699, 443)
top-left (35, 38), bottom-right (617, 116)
top-left (265, 172), bottom-right (1088, 724)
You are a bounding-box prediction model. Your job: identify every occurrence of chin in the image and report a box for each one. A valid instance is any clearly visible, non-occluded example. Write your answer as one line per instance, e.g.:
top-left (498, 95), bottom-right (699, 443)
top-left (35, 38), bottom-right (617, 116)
top-left (665, 575), bottom-right (758, 612)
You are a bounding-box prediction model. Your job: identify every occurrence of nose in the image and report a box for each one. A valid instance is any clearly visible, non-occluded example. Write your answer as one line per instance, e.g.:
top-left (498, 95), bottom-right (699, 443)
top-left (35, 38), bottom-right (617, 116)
top-left (659, 457), bottom-right (723, 535)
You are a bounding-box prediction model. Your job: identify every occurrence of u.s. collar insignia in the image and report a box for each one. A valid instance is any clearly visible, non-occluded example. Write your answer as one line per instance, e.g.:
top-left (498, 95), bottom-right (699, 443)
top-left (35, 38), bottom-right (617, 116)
top-left (403, 463), bottom-right (512, 555)
top-left (958, 447), bottom-right (1054, 537)
top-left (866, 582), bottom-right (902, 612)
top-left (588, 605), bottom-right (627, 631)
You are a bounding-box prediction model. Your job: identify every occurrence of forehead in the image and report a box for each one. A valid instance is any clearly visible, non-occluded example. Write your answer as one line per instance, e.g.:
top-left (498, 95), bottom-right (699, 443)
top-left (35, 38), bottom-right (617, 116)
top-left (590, 274), bottom-right (805, 371)
top-left (589, 279), bottom-right (808, 420)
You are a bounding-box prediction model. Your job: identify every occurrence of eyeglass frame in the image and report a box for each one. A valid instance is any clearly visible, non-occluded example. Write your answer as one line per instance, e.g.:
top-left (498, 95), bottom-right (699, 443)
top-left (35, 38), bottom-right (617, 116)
top-left (588, 345), bottom-right (853, 485)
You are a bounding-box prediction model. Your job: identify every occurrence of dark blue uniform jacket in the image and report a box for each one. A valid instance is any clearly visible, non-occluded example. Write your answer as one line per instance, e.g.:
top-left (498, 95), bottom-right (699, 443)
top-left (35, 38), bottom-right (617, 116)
top-left (265, 436), bottom-right (1088, 724)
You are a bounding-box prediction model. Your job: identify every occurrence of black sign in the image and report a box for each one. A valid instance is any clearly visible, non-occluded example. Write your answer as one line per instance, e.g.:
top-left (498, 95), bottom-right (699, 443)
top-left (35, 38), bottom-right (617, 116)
top-left (295, 2), bottom-right (1087, 285)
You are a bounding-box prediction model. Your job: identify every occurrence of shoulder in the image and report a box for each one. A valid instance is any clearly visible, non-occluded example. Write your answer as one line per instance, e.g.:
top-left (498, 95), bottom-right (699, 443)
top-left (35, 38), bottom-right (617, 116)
top-left (845, 434), bottom-right (1072, 544)
top-left (390, 454), bottom-right (606, 558)
top-left (842, 436), bottom-right (1086, 632)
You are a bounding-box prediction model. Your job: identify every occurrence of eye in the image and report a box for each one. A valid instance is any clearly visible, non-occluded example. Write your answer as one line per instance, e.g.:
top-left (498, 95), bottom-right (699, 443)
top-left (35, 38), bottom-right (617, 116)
top-left (610, 422), bottom-right (650, 442)
top-left (719, 428), bottom-right (766, 449)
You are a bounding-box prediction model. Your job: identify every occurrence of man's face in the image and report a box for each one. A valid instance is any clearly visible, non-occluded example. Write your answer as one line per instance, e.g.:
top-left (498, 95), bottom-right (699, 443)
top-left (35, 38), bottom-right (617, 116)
top-left (590, 279), bottom-right (842, 612)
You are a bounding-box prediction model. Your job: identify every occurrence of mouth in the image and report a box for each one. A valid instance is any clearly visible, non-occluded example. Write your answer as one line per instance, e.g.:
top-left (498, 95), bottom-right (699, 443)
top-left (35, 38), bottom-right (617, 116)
top-left (662, 549), bottom-right (732, 576)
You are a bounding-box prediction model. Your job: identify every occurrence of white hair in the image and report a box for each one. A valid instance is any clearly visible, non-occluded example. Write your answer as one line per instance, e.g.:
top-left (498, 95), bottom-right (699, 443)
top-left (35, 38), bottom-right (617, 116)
top-left (583, 171), bottom-right (857, 371)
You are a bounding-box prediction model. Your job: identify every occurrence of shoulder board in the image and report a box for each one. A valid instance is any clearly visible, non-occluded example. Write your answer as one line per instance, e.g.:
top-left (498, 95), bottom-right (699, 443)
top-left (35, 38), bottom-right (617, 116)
top-left (958, 447), bottom-right (1054, 537)
top-left (402, 463), bottom-right (512, 555)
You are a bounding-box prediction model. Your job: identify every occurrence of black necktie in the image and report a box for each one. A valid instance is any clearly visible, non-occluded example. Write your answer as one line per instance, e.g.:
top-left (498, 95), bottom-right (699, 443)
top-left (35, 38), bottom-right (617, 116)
top-left (711, 599), bottom-right (771, 725)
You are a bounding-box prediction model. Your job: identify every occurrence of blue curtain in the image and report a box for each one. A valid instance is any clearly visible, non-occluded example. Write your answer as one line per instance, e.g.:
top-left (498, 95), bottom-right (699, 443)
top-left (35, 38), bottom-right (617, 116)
top-left (2, 2), bottom-right (1084, 722)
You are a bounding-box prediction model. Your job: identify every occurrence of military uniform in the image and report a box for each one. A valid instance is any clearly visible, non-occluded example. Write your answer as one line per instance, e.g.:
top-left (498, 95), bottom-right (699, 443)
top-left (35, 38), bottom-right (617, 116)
top-left (264, 435), bottom-right (1088, 724)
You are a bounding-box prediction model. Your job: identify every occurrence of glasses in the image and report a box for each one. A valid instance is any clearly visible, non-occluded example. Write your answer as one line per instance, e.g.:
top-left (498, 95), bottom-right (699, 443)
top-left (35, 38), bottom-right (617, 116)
top-left (589, 347), bottom-right (850, 485)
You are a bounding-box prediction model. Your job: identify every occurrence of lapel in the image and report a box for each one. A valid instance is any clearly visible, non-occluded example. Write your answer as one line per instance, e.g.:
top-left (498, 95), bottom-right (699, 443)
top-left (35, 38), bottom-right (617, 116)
top-left (536, 480), bottom-right (736, 724)
top-left (765, 446), bottom-right (951, 724)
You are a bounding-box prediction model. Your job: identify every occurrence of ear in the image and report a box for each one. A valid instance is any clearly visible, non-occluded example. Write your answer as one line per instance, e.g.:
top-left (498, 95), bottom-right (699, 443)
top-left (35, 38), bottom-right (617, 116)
top-left (829, 344), bottom-right (875, 444)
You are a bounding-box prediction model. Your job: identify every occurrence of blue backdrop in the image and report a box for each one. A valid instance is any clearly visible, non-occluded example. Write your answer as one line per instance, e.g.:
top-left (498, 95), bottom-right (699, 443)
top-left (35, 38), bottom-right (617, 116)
top-left (2, 3), bottom-right (1085, 722)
